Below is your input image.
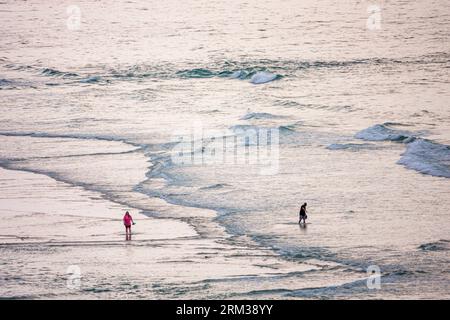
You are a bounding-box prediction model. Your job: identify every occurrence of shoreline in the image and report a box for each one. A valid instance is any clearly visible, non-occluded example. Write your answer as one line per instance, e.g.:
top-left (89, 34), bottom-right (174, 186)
top-left (1, 166), bottom-right (351, 299)
top-left (0, 167), bottom-right (198, 245)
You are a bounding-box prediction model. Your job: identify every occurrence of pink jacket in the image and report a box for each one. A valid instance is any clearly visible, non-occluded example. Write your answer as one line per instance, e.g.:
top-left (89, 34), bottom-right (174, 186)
top-left (123, 214), bottom-right (133, 227)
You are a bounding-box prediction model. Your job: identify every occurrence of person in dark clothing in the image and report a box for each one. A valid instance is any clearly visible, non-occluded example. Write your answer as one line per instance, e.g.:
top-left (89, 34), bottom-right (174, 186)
top-left (299, 203), bottom-right (307, 224)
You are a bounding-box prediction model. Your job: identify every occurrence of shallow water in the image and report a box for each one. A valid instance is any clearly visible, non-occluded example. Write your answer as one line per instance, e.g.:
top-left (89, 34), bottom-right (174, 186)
top-left (0, 0), bottom-right (449, 299)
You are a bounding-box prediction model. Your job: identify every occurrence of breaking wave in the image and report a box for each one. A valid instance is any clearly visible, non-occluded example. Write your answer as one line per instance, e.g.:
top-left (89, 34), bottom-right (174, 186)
top-left (355, 123), bottom-right (450, 178)
top-left (398, 139), bottom-right (450, 178)
top-left (354, 123), bottom-right (416, 142)
top-left (3, 52), bottom-right (450, 87)
top-left (249, 71), bottom-right (279, 84)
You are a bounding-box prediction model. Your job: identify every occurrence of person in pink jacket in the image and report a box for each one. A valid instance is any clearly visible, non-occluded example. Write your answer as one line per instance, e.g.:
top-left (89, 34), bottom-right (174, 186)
top-left (123, 211), bottom-right (134, 237)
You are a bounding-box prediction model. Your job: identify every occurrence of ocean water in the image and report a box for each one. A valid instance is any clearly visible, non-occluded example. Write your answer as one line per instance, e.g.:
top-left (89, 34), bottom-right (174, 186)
top-left (0, 0), bottom-right (449, 299)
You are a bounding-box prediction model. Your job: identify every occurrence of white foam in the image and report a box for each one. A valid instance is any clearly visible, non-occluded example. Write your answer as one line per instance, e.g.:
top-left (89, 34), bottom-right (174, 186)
top-left (249, 71), bottom-right (278, 84)
top-left (80, 75), bottom-right (100, 83)
top-left (398, 139), bottom-right (450, 178)
top-left (230, 70), bottom-right (245, 79)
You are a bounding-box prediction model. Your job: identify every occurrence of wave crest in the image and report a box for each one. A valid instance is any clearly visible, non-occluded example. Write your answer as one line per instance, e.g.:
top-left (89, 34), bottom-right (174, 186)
top-left (355, 123), bottom-right (415, 142)
top-left (398, 139), bottom-right (450, 178)
top-left (355, 123), bottom-right (450, 178)
top-left (240, 112), bottom-right (285, 120)
top-left (418, 240), bottom-right (450, 251)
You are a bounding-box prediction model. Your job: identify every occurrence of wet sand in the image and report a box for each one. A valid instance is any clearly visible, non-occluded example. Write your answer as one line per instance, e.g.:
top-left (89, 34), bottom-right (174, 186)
top-left (1, 167), bottom-right (364, 299)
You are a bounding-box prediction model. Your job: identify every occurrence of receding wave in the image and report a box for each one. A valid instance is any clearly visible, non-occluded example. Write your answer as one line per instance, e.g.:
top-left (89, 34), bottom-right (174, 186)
top-left (230, 123), bottom-right (299, 136)
top-left (199, 183), bottom-right (231, 190)
top-left (285, 278), bottom-right (369, 298)
top-left (0, 131), bottom-right (140, 147)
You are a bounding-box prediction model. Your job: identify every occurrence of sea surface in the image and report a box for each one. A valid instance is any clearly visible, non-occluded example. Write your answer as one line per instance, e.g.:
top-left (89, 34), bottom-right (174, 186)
top-left (0, 0), bottom-right (449, 299)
